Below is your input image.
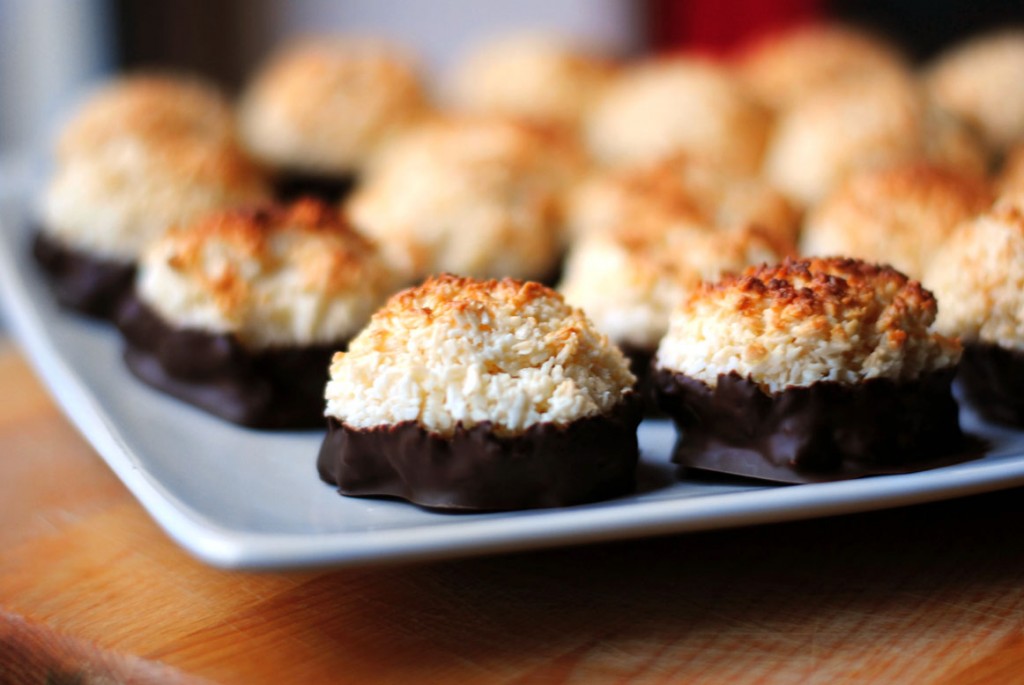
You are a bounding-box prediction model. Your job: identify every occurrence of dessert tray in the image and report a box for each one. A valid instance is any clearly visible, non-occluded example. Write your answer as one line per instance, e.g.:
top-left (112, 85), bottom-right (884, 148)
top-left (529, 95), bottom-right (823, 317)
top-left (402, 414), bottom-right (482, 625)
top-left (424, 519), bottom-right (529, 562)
top-left (5, 202), bottom-right (1024, 570)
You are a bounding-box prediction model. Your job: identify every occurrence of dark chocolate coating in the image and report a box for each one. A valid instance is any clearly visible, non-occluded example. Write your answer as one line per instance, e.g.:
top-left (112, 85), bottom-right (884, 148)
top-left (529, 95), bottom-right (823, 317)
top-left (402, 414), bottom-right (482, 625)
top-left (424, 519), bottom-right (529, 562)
top-left (653, 368), bottom-right (967, 482)
top-left (617, 343), bottom-right (661, 417)
top-left (118, 294), bottom-right (340, 429)
top-left (959, 343), bottom-right (1024, 426)
top-left (273, 172), bottom-right (356, 204)
top-left (318, 395), bottom-right (643, 510)
top-left (32, 230), bottom-right (136, 320)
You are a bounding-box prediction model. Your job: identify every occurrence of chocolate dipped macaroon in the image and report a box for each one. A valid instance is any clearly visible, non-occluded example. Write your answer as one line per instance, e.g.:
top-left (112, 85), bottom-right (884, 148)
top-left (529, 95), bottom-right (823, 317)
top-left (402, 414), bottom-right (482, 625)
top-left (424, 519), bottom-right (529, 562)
top-left (238, 37), bottom-right (430, 202)
top-left (653, 257), bottom-right (964, 482)
top-left (35, 74), bottom-right (270, 319)
top-left (927, 204), bottom-right (1024, 426)
top-left (118, 199), bottom-right (398, 429)
top-left (318, 274), bottom-right (641, 510)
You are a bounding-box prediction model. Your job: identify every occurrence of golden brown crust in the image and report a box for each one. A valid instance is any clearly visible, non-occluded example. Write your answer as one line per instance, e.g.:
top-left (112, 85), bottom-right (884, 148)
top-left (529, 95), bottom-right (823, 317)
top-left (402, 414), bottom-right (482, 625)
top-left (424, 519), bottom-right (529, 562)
top-left (162, 199), bottom-right (378, 307)
top-left (376, 274), bottom-right (562, 328)
top-left (138, 199), bottom-right (398, 348)
top-left (715, 257), bottom-right (934, 321)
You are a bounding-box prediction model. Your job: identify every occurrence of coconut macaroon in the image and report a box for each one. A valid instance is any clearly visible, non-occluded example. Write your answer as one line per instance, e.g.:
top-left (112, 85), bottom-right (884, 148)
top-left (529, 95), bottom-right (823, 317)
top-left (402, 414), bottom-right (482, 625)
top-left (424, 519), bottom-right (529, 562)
top-left (117, 199), bottom-right (398, 429)
top-left (449, 32), bottom-right (616, 130)
top-left (55, 73), bottom-right (238, 160)
top-left (346, 116), bottom-right (582, 284)
top-left (238, 37), bottom-right (430, 202)
top-left (318, 274), bottom-right (641, 510)
top-left (926, 30), bottom-right (1024, 154)
top-left (801, 162), bottom-right (994, 282)
top-left (567, 155), bottom-right (800, 245)
top-left (559, 223), bottom-right (791, 400)
top-left (35, 109), bottom-right (271, 319)
top-left (585, 57), bottom-right (770, 173)
top-left (737, 23), bottom-right (908, 111)
top-left (653, 257), bottom-right (964, 481)
top-left (926, 204), bottom-right (1024, 425)
top-left (764, 72), bottom-right (988, 207)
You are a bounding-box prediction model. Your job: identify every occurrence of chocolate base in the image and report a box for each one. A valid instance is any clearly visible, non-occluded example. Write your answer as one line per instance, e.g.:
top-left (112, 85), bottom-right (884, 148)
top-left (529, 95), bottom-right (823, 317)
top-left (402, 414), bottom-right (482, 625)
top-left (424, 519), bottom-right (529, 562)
top-left (959, 343), bottom-right (1024, 426)
top-left (273, 172), bottom-right (356, 204)
top-left (617, 343), bottom-right (662, 417)
top-left (32, 230), bottom-right (136, 320)
top-left (117, 294), bottom-right (340, 429)
top-left (653, 368), bottom-right (969, 483)
top-left (318, 396), bottom-right (643, 511)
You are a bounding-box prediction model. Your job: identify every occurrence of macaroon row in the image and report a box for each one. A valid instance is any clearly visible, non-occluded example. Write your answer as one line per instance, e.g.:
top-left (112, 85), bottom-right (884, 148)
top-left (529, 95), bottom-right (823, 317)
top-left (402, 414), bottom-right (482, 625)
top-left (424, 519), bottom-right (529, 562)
top-left (33, 191), bottom-right (1024, 510)
top-left (33, 23), bottom-right (1024, 321)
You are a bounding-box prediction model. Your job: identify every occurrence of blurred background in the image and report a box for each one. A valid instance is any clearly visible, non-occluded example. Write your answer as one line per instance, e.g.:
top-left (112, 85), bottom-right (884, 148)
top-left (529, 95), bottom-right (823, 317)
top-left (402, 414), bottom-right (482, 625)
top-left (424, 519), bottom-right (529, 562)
top-left (2, 0), bottom-right (1023, 189)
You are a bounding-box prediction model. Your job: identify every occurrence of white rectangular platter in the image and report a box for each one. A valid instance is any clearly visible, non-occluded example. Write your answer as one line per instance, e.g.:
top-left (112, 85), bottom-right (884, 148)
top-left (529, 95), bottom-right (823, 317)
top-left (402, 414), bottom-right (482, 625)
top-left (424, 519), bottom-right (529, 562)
top-left (5, 202), bottom-right (1024, 570)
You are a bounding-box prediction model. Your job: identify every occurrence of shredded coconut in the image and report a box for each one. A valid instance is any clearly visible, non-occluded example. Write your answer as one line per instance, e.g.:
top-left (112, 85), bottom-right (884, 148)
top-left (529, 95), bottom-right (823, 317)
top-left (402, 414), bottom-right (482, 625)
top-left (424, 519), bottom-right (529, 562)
top-left (325, 274), bottom-right (635, 436)
top-left (238, 37), bottom-right (429, 174)
top-left (656, 257), bottom-right (961, 392)
top-left (585, 57), bottom-right (770, 173)
top-left (138, 200), bottom-right (398, 348)
top-left (346, 116), bottom-right (581, 282)
top-left (927, 204), bottom-right (1024, 351)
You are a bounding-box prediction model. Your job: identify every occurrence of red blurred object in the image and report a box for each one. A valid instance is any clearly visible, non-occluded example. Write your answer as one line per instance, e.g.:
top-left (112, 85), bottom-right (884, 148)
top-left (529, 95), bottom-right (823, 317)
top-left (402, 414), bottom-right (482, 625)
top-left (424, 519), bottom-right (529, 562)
top-left (647, 0), bottom-right (824, 56)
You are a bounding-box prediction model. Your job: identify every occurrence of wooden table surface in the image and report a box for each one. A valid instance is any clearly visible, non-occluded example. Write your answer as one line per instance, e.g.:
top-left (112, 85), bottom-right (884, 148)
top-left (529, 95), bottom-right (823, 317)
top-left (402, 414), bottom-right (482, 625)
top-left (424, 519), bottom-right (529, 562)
top-left (3, 343), bottom-right (1024, 685)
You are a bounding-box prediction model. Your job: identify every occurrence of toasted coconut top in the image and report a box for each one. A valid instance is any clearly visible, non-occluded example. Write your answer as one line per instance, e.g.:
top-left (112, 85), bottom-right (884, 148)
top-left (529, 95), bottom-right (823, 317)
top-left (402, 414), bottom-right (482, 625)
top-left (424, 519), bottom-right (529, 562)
top-left (325, 274), bottom-right (636, 435)
top-left (928, 204), bottom-right (1024, 350)
top-left (238, 36), bottom-right (430, 174)
top-left (656, 257), bottom-right (961, 392)
top-left (137, 199), bottom-right (398, 348)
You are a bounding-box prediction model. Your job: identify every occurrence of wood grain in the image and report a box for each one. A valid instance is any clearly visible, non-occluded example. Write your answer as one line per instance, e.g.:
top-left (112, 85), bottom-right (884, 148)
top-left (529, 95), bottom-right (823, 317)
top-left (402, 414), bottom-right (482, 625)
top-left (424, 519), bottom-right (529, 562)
top-left (2, 343), bottom-right (1024, 684)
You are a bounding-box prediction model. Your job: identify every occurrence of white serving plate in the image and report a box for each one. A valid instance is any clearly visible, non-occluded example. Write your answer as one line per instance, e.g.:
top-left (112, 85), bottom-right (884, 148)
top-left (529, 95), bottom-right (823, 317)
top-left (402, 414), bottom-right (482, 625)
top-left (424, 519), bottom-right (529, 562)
top-left (5, 203), bottom-right (1024, 570)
